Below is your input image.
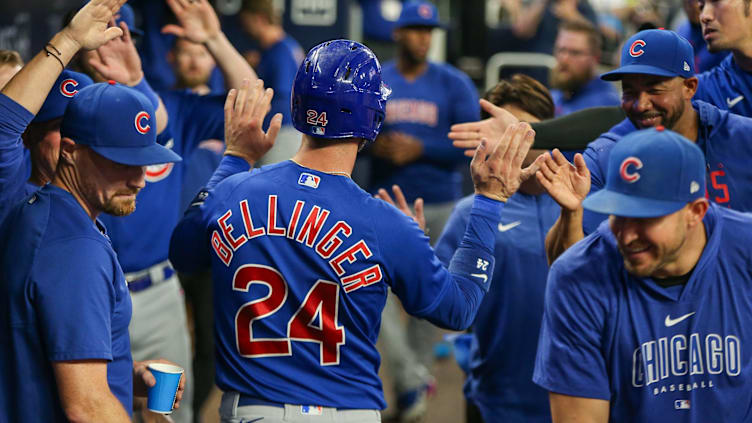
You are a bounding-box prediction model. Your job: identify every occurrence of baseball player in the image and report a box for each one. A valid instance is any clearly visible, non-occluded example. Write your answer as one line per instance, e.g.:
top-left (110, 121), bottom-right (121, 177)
top-left (0, 69), bottom-right (93, 224)
top-left (79, 2), bottom-right (258, 419)
top-left (0, 1), bottom-right (185, 420)
top-left (434, 75), bottom-right (560, 423)
top-left (541, 29), bottom-right (752, 262)
top-left (693, 0), bottom-right (752, 116)
top-left (534, 127), bottom-right (752, 422)
top-left (169, 39), bottom-right (537, 423)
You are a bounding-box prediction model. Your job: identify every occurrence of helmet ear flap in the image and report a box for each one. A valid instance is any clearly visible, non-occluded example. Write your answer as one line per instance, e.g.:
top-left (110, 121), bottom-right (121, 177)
top-left (291, 39), bottom-right (389, 143)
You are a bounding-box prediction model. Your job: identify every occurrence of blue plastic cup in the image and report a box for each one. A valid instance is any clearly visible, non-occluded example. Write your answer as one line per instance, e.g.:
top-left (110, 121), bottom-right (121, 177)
top-left (147, 363), bottom-right (184, 414)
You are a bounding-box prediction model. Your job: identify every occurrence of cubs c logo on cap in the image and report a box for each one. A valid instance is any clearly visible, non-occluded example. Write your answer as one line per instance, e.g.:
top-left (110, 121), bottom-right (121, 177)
top-left (60, 79), bottom-right (79, 98)
top-left (418, 4), bottom-right (432, 18)
top-left (629, 40), bottom-right (646, 58)
top-left (134, 111), bottom-right (151, 134)
top-left (620, 157), bottom-right (643, 183)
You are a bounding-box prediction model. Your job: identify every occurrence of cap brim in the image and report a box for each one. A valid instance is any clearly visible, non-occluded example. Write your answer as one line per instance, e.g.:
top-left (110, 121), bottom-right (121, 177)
top-left (600, 65), bottom-right (680, 81)
top-left (91, 143), bottom-right (182, 166)
top-left (582, 189), bottom-right (686, 218)
top-left (395, 21), bottom-right (445, 30)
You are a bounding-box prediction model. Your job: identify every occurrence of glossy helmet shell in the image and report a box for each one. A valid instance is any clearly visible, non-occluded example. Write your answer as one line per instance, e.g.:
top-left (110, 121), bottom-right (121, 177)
top-left (291, 39), bottom-right (390, 142)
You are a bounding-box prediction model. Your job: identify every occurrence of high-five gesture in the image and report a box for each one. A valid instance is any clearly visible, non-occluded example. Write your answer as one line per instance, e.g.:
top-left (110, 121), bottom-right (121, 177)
top-left (536, 149), bottom-right (591, 211)
top-left (2, 0), bottom-right (127, 115)
top-left (88, 21), bottom-right (144, 86)
top-left (449, 99), bottom-right (520, 157)
top-left (64, 0), bottom-right (128, 50)
top-left (224, 79), bottom-right (282, 164)
top-left (471, 122), bottom-right (536, 202)
top-left (163, 0), bottom-right (222, 44)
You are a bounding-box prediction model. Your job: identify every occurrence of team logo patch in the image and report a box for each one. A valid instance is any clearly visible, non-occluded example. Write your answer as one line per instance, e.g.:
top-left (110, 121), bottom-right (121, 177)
top-left (134, 111), bottom-right (151, 134)
top-left (629, 39), bottom-right (646, 58)
top-left (145, 163), bottom-right (174, 182)
top-left (59, 79), bottom-right (79, 97)
top-left (690, 181), bottom-right (700, 194)
top-left (674, 399), bottom-right (690, 410)
top-left (145, 138), bottom-right (174, 183)
top-left (619, 157), bottom-right (643, 183)
top-left (298, 173), bottom-right (320, 188)
top-left (683, 61), bottom-right (691, 72)
top-left (418, 4), bottom-right (433, 18)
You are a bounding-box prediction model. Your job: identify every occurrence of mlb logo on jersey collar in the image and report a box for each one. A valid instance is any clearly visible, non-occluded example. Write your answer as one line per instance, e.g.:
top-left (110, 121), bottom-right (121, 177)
top-left (298, 173), bottom-right (321, 188)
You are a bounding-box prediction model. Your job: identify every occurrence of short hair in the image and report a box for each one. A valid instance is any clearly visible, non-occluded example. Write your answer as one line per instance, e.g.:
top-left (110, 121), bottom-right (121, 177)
top-left (0, 50), bottom-right (23, 67)
top-left (482, 74), bottom-right (554, 121)
top-left (241, 0), bottom-right (279, 24)
top-left (558, 20), bottom-right (602, 55)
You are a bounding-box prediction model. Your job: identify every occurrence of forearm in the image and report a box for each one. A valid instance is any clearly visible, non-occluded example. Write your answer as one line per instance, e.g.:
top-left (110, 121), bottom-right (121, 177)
top-left (422, 196), bottom-right (503, 330)
top-left (545, 208), bottom-right (584, 265)
top-left (205, 32), bottom-right (257, 90)
top-left (531, 107), bottom-right (625, 150)
top-left (512, 0), bottom-right (548, 39)
top-left (1, 30), bottom-right (80, 114)
top-left (62, 392), bottom-right (131, 423)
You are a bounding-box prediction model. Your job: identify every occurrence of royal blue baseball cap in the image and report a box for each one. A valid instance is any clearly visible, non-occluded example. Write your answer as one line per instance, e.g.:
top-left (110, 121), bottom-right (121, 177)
top-left (115, 3), bottom-right (143, 36)
top-left (61, 81), bottom-right (182, 166)
top-left (601, 29), bottom-right (695, 81)
top-left (582, 127), bottom-right (706, 218)
top-left (395, 1), bottom-right (443, 29)
top-left (33, 70), bottom-right (94, 123)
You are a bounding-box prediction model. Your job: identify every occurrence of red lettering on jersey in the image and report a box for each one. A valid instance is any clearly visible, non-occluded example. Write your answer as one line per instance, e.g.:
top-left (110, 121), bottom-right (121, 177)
top-left (267, 195), bottom-right (286, 236)
top-left (211, 230), bottom-right (233, 266)
top-left (342, 265), bottom-right (383, 293)
top-left (296, 206), bottom-right (330, 247)
top-left (329, 240), bottom-right (372, 276)
top-left (316, 221), bottom-right (352, 259)
top-left (239, 199), bottom-right (266, 239)
top-left (218, 210), bottom-right (248, 250)
top-left (286, 200), bottom-right (306, 239)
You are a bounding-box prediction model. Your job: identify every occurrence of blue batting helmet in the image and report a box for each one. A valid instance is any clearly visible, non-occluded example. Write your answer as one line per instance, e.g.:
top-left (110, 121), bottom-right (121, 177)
top-left (291, 39), bottom-right (390, 142)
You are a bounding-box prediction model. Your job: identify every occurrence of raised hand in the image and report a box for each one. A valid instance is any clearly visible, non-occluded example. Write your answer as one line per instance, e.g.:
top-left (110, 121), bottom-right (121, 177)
top-left (163, 0), bottom-right (221, 44)
top-left (224, 79), bottom-right (282, 164)
top-left (471, 122), bottom-right (536, 202)
top-left (376, 185), bottom-right (426, 231)
top-left (88, 21), bottom-right (144, 86)
top-left (449, 99), bottom-right (520, 157)
top-left (536, 149), bottom-right (591, 211)
top-left (63, 0), bottom-right (127, 50)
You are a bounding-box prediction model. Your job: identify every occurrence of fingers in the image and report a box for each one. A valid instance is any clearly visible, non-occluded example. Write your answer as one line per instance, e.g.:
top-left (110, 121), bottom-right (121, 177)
top-left (573, 153), bottom-right (589, 176)
top-left (266, 113), bottom-right (283, 143)
top-left (234, 79), bottom-right (251, 116)
top-left (479, 98), bottom-right (500, 116)
top-left (165, 0), bottom-right (185, 14)
top-left (449, 121), bottom-right (482, 134)
top-left (224, 88), bottom-right (238, 124)
top-left (390, 185), bottom-right (409, 211)
top-left (250, 83), bottom-right (271, 123)
top-left (470, 139), bottom-right (490, 171)
top-left (511, 126), bottom-right (535, 172)
top-left (551, 148), bottom-right (569, 167)
top-left (414, 197), bottom-right (424, 220)
top-left (102, 25), bottom-right (124, 44)
top-left (537, 153), bottom-right (556, 181)
top-left (119, 21), bottom-right (132, 43)
top-left (376, 188), bottom-right (395, 206)
top-left (161, 24), bottom-right (186, 37)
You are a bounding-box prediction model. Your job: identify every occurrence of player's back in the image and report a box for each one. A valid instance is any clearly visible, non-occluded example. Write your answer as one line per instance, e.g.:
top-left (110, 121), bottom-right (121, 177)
top-left (204, 160), bottom-right (436, 409)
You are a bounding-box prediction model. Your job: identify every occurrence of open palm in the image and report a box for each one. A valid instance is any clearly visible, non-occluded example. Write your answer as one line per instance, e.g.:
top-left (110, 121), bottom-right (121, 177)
top-left (536, 149), bottom-right (591, 211)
